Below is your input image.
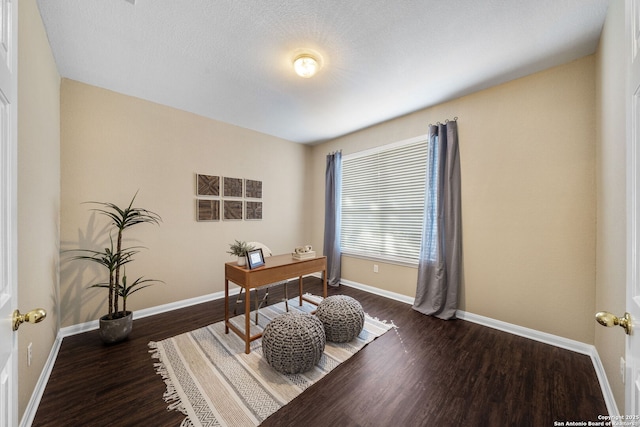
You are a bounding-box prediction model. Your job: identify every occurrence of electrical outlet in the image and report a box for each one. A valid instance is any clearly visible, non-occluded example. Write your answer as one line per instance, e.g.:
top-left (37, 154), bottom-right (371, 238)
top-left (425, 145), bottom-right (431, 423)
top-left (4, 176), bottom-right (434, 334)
top-left (373, 264), bottom-right (379, 273)
top-left (620, 357), bottom-right (625, 384)
top-left (27, 342), bottom-right (32, 367)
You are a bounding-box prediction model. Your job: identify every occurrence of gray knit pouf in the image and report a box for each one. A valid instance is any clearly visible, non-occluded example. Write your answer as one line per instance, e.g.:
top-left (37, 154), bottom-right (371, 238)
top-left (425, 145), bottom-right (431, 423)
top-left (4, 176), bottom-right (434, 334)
top-left (316, 295), bottom-right (365, 343)
top-left (262, 312), bottom-right (326, 374)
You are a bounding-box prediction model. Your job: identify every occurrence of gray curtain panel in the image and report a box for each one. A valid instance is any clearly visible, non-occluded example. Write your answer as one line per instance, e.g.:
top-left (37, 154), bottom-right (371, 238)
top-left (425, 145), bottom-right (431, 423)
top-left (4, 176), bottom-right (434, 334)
top-left (413, 121), bottom-right (462, 320)
top-left (323, 151), bottom-right (342, 286)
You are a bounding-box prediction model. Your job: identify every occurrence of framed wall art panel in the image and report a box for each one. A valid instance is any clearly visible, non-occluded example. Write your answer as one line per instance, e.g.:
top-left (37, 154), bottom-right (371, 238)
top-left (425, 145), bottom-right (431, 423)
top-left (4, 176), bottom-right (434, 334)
top-left (245, 179), bottom-right (262, 199)
top-left (245, 201), bottom-right (262, 220)
top-left (197, 174), bottom-right (220, 196)
top-left (197, 199), bottom-right (220, 221)
top-left (223, 177), bottom-right (243, 198)
top-left (223, 200), bottom-right (243, 220)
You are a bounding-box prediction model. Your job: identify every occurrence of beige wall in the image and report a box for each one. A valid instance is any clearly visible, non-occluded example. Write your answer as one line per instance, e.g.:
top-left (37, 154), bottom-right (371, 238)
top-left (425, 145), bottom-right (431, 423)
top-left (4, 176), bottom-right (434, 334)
top-left (312, 56), bottom-right (597, 344)
top-left (595, 0), bottom-right (626, 412)
top-left (59, 80), bottom-right (311, 327)
top-left (18, 0), bottom-right (61, 421)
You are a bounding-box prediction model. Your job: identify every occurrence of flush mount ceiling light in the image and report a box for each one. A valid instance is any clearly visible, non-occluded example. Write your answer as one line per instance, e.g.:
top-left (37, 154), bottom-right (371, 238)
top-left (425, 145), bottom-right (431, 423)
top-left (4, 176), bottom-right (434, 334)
top-left (293, 52), bottom-right (322, 78)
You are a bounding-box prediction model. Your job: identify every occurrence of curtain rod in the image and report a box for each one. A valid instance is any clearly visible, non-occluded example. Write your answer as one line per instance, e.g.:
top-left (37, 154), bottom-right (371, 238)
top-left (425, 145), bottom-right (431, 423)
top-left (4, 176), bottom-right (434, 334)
top-left (429, 116), bottom-right (458, 127)
top-left (327, 149), bottom-right (342, 155)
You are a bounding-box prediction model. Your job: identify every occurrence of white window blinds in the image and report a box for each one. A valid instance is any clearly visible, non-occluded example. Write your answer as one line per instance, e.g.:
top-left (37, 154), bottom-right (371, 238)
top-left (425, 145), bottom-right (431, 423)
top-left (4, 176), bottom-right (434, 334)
top-left (341, 136), bottom-right (428, 264)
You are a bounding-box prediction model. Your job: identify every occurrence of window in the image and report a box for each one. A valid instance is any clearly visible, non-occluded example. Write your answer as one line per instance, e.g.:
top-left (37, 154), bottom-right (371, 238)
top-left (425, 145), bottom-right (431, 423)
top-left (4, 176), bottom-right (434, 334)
top-left (341, 136), bottom-right (428, 265)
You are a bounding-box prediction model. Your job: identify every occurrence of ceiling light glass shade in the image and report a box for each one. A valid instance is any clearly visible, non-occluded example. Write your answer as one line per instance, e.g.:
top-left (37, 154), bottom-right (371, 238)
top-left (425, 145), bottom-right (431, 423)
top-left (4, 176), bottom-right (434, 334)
top-left (293, 55), bottom-right (319, 78)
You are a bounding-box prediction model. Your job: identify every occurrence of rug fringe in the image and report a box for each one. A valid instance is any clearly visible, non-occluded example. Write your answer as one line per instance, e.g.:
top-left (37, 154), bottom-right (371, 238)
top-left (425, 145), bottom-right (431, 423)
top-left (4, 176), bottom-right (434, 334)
top-left (365, 313), bottom-right (398, 329)
top-left (148, 341), bottom-right (189, 417)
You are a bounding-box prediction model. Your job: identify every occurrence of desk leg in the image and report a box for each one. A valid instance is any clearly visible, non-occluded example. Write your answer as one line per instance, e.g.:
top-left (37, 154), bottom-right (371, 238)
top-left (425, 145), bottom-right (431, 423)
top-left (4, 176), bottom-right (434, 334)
top-left (322, 268), bottom-right (327, 298)
top-left (225, 279), bottom-right (229, 334)
top-left (299, 276), bottom-right (304, 306)
top-left (244, 286), bottom-right (251, 354)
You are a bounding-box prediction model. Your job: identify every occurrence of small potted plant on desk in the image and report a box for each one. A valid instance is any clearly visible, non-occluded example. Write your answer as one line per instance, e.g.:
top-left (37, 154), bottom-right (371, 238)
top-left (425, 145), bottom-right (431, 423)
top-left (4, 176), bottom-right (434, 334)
top-left (69, 193), bottom-right (162, 344)
top-left (227, 240), bottom-right (254, 267)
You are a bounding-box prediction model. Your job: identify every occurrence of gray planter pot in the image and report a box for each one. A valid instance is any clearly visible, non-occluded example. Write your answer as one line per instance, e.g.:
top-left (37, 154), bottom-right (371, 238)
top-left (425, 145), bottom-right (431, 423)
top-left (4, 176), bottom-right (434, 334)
top-left (99, 311), bottom-right (133, 344)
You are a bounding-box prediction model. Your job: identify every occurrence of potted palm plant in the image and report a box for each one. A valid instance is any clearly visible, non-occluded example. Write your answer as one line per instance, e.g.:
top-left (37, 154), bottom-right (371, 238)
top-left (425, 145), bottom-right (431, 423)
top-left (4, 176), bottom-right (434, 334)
top-left (70, 192), bottom-right (162, 344)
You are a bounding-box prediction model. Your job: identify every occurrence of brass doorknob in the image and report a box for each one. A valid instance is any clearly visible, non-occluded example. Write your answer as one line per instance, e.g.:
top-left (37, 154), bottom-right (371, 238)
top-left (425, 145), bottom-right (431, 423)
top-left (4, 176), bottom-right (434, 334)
top-left (595, 311), bottom-right (632, 335)
top-left (12, 308), bottom-right (46, 331)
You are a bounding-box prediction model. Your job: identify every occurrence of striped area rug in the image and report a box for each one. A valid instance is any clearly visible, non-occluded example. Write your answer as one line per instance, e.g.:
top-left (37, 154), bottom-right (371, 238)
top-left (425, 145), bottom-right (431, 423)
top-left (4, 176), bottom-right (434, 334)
top-left (149, 295), bottom-right (394, 427)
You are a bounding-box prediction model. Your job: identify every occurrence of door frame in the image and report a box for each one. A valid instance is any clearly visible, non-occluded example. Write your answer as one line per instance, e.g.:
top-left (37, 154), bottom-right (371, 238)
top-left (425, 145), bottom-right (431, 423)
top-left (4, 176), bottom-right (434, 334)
top-left (626, 0), bottom-right (640, 416)
top-left (0, 0), bottom-right (18, 426)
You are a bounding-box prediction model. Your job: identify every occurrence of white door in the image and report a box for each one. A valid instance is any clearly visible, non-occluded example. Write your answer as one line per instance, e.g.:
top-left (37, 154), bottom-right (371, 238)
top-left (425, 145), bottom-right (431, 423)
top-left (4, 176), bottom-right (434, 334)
top-left (627, 0), bottom-right (640, 416)
top-left (0, 1), bottom-right (17, 426)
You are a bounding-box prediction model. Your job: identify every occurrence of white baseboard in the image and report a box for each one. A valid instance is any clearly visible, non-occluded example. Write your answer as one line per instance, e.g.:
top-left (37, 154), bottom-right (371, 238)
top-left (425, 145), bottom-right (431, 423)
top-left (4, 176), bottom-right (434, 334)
top-left (23, 279), bottom-right (619, 425)
top-left (456, 310), bottom-right (592, 355)
top-left (339, 278), bottom-right (619, 418)
top-left (58, 287), bottom-right (239, 338)
top-left (20, 334), bottom-right (63, 427)
top-left (588, 346), bottom-right (621, 418)
top-left (339, 278), bottom-right (415, 305)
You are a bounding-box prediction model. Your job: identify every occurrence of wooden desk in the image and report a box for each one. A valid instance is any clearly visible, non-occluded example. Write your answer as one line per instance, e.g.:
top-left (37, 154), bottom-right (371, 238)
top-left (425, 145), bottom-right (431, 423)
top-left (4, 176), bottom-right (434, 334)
top-left (224, 254), bottom-right (327, 354)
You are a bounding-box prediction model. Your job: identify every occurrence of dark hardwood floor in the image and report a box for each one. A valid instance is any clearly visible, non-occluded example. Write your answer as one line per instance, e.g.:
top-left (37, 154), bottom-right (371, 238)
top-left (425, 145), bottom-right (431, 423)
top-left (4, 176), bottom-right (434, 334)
top-left (32, 278), bottom-right (607, 427)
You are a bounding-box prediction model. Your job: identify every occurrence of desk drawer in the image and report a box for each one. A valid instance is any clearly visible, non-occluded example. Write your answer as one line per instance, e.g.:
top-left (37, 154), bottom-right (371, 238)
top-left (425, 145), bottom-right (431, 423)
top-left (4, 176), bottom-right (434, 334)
top-left (249, 258), bottom-right (325, 287)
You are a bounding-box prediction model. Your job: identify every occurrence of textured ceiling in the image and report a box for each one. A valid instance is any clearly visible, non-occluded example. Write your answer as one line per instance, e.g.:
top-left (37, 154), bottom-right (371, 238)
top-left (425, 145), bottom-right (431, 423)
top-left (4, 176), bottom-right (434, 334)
top-left (36, 0), bottom-right (611, 144)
